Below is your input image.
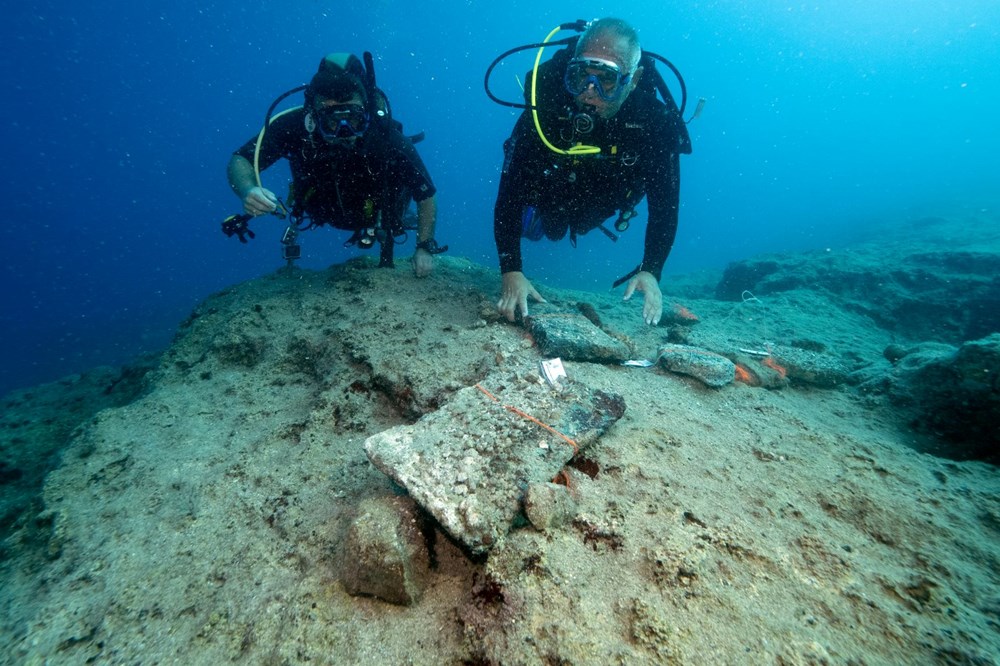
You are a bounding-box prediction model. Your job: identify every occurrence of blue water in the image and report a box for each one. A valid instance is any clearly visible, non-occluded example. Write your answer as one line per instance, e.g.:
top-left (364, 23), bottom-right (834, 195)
top-left (2, 1), bottom-right (998, 396)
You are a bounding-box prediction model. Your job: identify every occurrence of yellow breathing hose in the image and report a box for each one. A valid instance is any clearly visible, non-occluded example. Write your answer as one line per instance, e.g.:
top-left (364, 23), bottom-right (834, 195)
top-left (253, 106), bottom-right (302, 188)
top-left (531, 26), bottom-right (600, 157)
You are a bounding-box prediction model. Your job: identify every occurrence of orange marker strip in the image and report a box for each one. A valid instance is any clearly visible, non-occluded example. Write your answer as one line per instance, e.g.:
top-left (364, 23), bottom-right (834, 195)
top-left (475, 384), bottom-right (579, 454)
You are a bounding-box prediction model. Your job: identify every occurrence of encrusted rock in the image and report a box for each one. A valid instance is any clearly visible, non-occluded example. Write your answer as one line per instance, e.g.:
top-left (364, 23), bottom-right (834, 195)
top-left (767, 344), bottom-right (850, 388)
top-left (340, 495), bottom-right (430, 606)
top-left (523, 481), bottom-right (577, 531)
top-left (526, 306), bottom-right (630, 363)
top-left (714, 243), bottom-right (1000, 343)
top-left (365, 377), bottom-right (625, 554)
top-left (657, 344), bottom-right (735, 388)
top-left (888, 334), bottom-right (1000, 462)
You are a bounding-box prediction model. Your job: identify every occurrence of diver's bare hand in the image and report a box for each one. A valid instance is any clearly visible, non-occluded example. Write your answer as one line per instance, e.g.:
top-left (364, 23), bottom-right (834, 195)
top-left (243, 187), bottom-right (278, 217)
top-left (622, 271), bottom-right (663, 326)
top-left (497, 271), bottom-right (545, 322)
top-left (412, 248), bottom-right (434, 278)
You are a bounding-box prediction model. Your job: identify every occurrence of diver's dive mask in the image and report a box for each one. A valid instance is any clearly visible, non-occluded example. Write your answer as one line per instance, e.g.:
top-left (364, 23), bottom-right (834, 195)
top-left (564, 57), bottom-right (633, 101)
top-left (313, 102), bottom-right (370, 141)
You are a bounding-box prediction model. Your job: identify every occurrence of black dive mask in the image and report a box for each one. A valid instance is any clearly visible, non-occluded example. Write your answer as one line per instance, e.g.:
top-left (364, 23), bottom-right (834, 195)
top-left (313, 103), bottom-right (370, 141)
top-left (564, 57), bottom-right (633, 101)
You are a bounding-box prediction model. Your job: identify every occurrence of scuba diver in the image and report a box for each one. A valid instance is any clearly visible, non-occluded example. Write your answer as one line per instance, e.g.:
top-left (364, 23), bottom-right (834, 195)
top-left (225, 52), bottom-right (445, 277)
top-left (488, 18), bottom-right (694, 324)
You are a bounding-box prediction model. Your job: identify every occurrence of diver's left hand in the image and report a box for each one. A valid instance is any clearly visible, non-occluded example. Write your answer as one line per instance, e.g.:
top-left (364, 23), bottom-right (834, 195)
top-left (412, 248), bottom-right (434, 278)
top-left (622, 271), bottom-right (662, 326)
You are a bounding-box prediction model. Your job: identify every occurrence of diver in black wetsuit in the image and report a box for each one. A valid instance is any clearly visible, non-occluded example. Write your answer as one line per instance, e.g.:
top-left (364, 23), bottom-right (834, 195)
top-left (227, 53), bottom-right (443, 276)
top-left (493, 18), bottom-right (692, 324)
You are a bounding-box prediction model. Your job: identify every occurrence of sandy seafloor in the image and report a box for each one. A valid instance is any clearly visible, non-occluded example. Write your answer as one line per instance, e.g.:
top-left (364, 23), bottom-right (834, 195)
top-left (1, 211), bottom-right (998, 665)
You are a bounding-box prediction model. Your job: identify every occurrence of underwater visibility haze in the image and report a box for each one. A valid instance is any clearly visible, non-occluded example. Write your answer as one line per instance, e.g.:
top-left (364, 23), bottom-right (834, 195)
top-left (3, 3), bottom-right (1000, 664)
top-left (1, 0), bottom-right (998, 395)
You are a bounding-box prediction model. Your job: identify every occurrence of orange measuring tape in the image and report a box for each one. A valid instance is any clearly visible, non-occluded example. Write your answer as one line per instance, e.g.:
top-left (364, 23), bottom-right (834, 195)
top-left (474, 384), bottom-right (579, 455)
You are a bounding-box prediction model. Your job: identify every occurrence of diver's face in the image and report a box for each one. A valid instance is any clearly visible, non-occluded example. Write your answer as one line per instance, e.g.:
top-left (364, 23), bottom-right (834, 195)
top-left (573, 37), bottom-right (636, 119)
top-left (315, 92), bottom-right (367, 145)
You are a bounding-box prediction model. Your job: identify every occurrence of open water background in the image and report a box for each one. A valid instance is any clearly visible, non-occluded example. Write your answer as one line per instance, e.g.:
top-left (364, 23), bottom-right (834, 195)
top-left (1, 0), bottom-right (998, 395)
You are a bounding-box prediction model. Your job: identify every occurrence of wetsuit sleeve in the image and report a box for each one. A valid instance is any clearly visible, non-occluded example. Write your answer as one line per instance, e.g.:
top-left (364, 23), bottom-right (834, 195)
top-left (493, 114), bottom-right (536, 274)
top-left (640, 121), bottom-right (682, 282)
top-left (389, 133), bottom-right (437, 202)
top-left (232, 111), bottom-right (301, 171)
top-left (494, 157), bottom-right (523, 274)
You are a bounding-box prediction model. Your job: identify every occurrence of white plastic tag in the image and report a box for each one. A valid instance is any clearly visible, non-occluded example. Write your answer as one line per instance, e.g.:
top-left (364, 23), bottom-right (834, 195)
top-left (540, 358), bottom-right (568, 389)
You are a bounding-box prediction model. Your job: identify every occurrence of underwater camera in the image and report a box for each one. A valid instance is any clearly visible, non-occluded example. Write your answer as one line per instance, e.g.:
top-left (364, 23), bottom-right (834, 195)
top-left (281, 226), bottom-right (301, 261)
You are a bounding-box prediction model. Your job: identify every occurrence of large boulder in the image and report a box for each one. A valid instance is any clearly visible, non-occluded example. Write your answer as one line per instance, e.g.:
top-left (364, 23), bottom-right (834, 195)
top-left (715, 247), bottom-right (1000, 344)
top-left (886, 334), bottom-right (1000, 462)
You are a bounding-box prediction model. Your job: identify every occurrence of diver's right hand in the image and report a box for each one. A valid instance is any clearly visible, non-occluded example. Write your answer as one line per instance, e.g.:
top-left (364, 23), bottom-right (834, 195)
top-left (242, 186), bottom-right (279, 217)
top-left (497, 271), bottom-right (546, 322)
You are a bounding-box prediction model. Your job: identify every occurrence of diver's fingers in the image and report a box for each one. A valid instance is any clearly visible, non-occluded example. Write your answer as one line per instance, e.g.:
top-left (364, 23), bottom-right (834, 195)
top-left (527, 285), bottom-right (546, 303)
top-left (411, 252), bottom-right (432, 278)
top-left (247, 188), bottom-right (278, 214)
top-left (245, 199), bottom-right (269, 216)
top-left (622, 281), bottom-right (637, 301)
top-left (497, 295), bottom-right (516, 322)
top-left (260, 189), bottom-right (278, 206)
top-left (643, 292), bottom-right (663, 326)
top-left (644, 303), bottom-right (662, 326)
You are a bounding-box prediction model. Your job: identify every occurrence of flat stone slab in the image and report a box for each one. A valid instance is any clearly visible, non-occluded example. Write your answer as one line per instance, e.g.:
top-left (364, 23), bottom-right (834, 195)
top-left (526, 310), bottom-right (630, 363)
top-left (727, 344), bottom-right (851, 389)
top-left (657, 344), bottom-right (736, 388)
top-left (364, 378), bottom-right (625, 555)
top-left (768, 344), bottom-right (851, 388)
